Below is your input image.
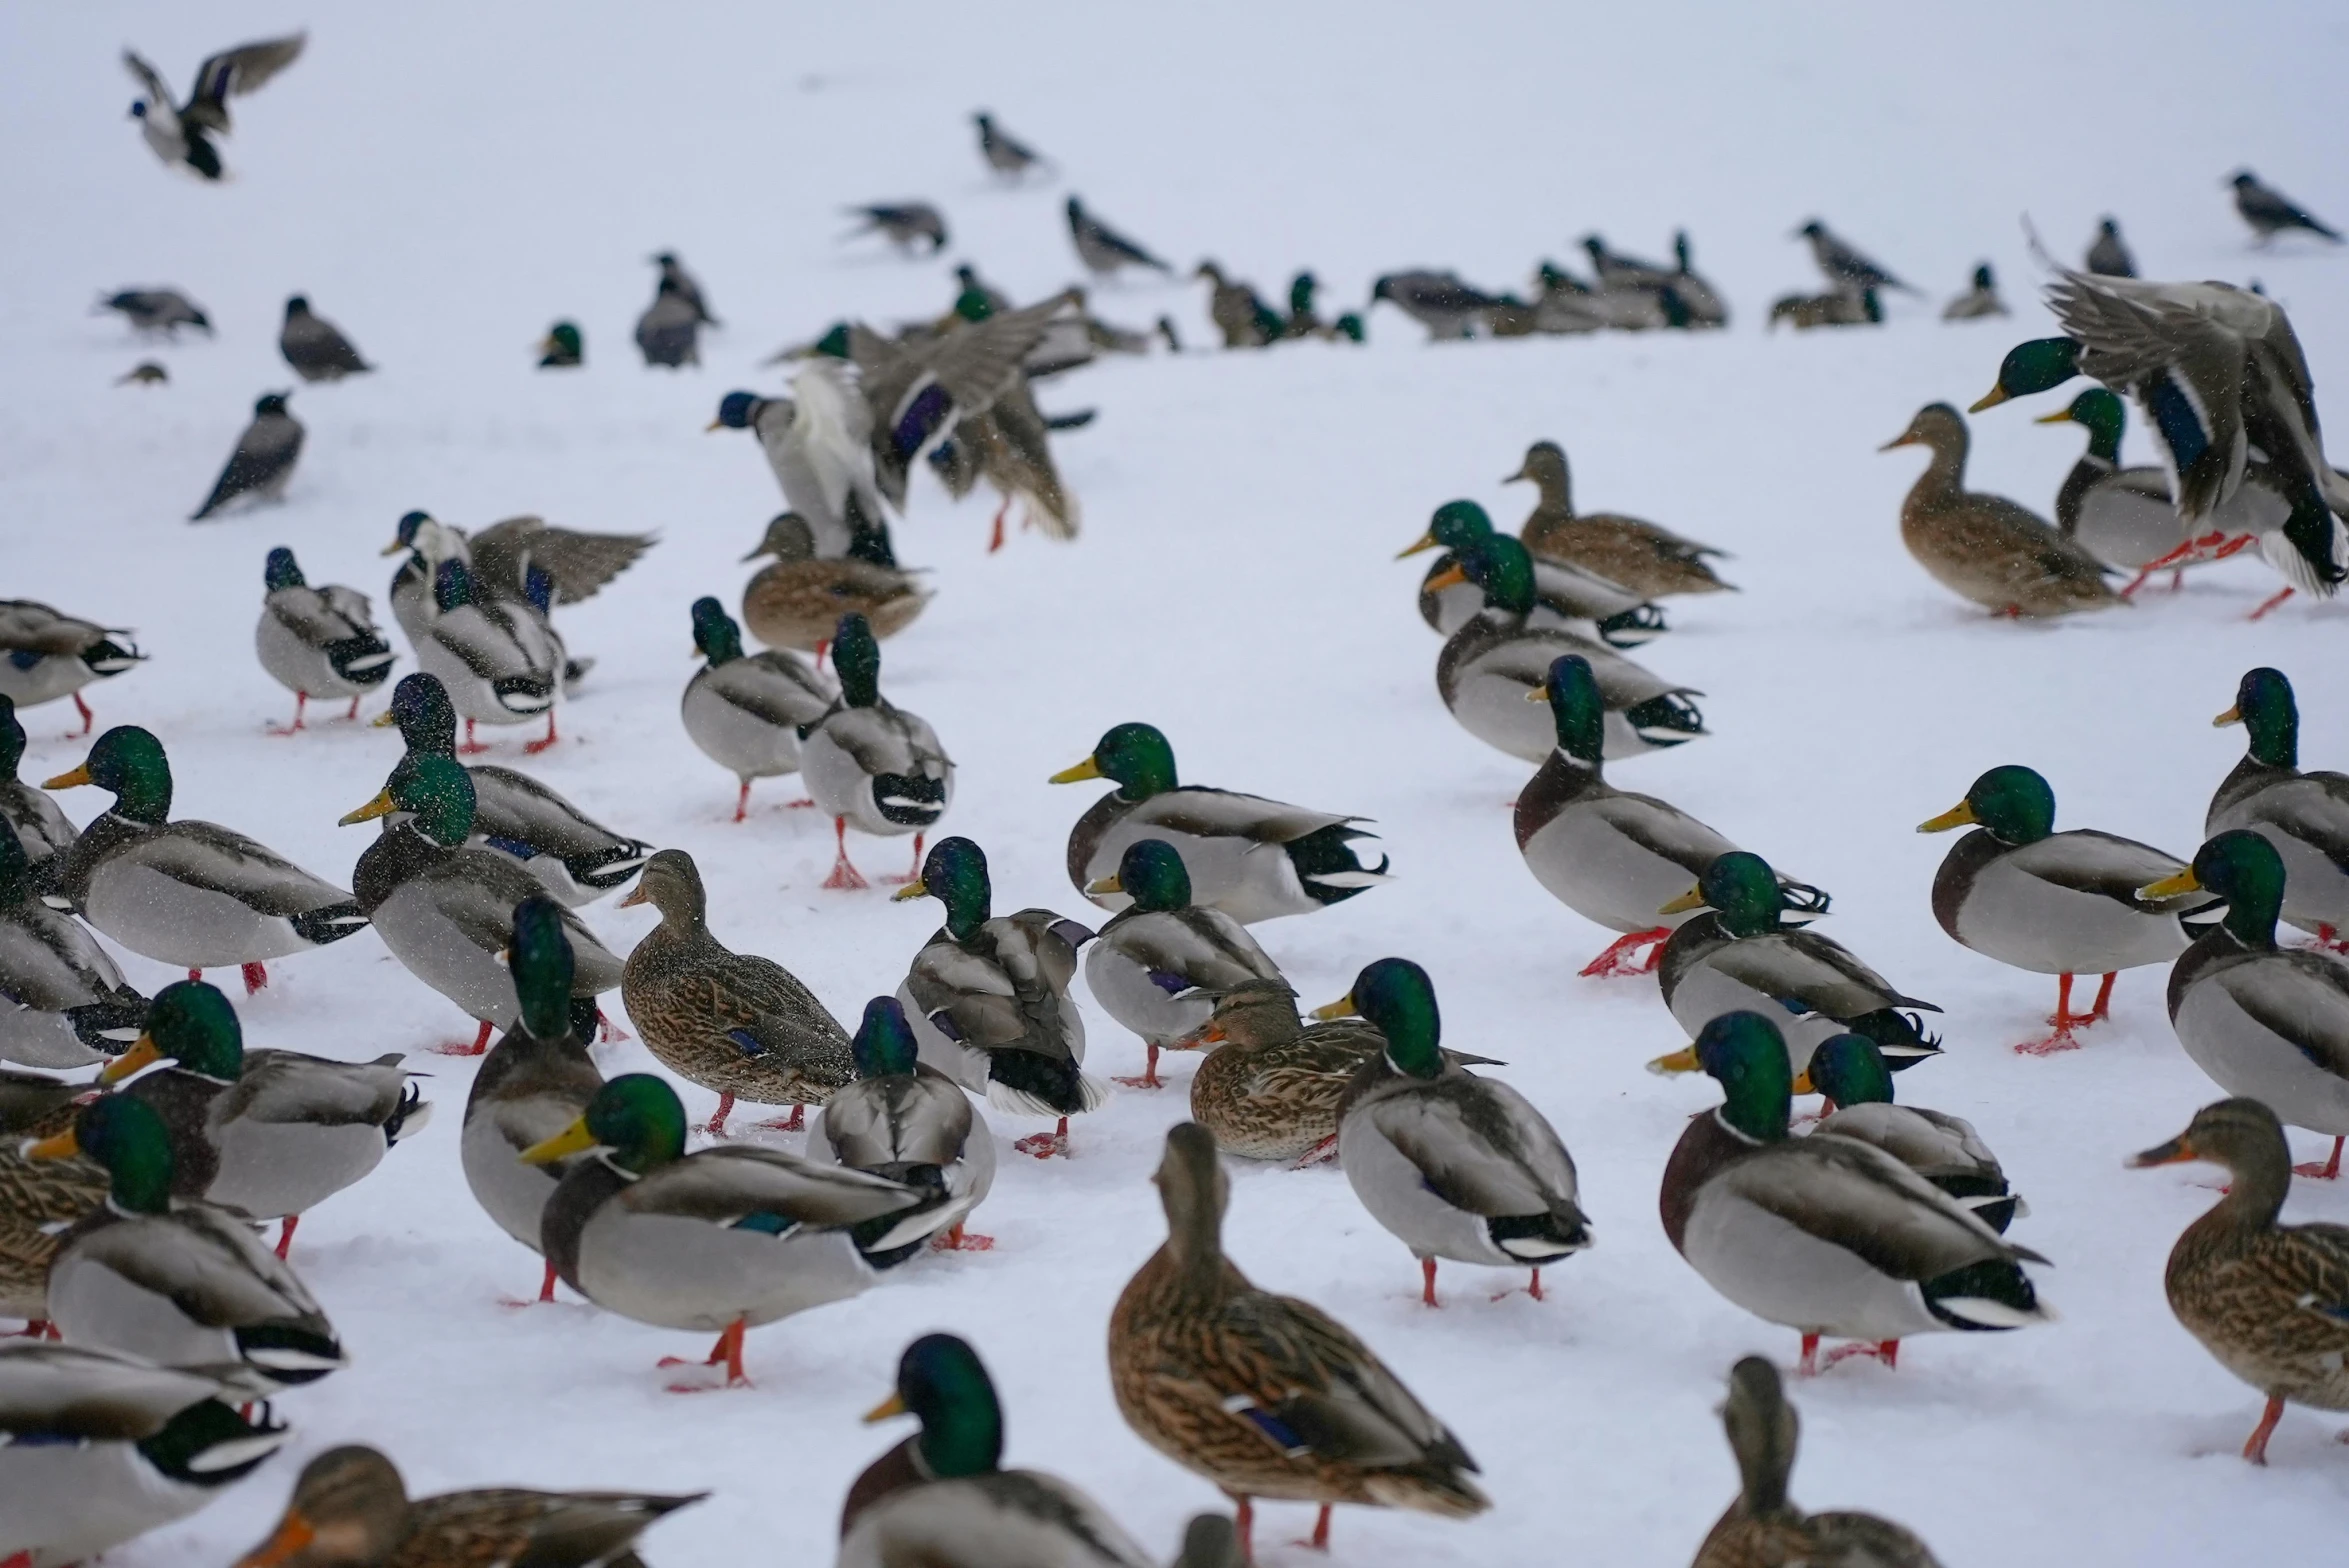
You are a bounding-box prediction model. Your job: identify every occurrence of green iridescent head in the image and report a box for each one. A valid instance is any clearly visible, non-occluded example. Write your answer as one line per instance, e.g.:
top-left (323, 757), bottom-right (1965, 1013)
top-left (833, 613), bottom-right (881, 707)
top-left (887, 1333), bottom-right (1004, 1479)
top-left (69, 1092), bottom-right (178, 1215)
top-left (1056, 722), bottom-right (1177, 799)
top-left (1971, 336), bottom-right (2082, 411)
top-left (2222, 667), bottom-right (2297, 769)
top-left (691, 597), bottom-right (745, 666)
top-left (1805, 1034), bottom-right (1894, 1107)
top-left (2040, 388), bottom-right (2126, 462)
top-left (1694, 1011), bottom-right (1792, 1143)
top-left (1339, 957), bottom-right (1442, 1079)
top-left (1923, 765), bottom-right (2055, 845)
top-left (1537, 655), bottom-right (1605, 765)
top-left (53, 725), bottom-right (173, 824)
top-left (510, 896), bottom-right (576, 1040)
top-left (1459, 533), bottom-right (1537, 616)
top-left (852, 996), bottom-right (920, 1078)
top-left (580, 1073), bottom-right (688, 1173)
top-left (1113, 839), bottom-right (1193, 913)
top-left (905, 836), bottom-right (992, 941)
top-left (2191, 830), bottom-right (2286, 946)
top-left (144, 979), bottom-right (245, 1081)
top-left (1695, 852), bottom-right (1786, 938)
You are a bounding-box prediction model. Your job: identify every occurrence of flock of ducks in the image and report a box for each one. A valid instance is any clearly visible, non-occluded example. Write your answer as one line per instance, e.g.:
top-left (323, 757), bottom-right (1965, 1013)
top-left (4, 22), bottom-right (2347, 1568)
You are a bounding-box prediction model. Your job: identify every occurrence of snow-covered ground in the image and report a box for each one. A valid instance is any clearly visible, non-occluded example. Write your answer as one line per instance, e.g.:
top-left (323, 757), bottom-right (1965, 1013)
top-left (6, 2), bottom-right (2349, 1563)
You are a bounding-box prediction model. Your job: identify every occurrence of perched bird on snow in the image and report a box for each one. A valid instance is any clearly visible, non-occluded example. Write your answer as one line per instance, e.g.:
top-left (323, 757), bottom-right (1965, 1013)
top-left (1371, 271), bottom-right (1500, 340)
top-left (190, 392), bottom-right (302, 521)
top-left (121, 33), bottom-right (305, 181)
top-left (1941, 264), bottom-right (2007, 321)
top-left (1066, 197), bottom-right (1170, 276)
top-left (2086, 216), bottom-right (2137, 277)
top-left (255, 547), bottom-right (395, 732)
top-left (0, 603), bottom-right (143, 737)
top-left (2228, 170), bottom-right (2340, 244)
top-left (636, 277), bottom-right (702, 368)
top-left (1196, 263), bottom-right (1278, 349)
top-left (656, 251), bottom-right (719, 324)
top-left (845, 203), bottom-right (949, 254)
top-left (537, 321), bottom-right (582, 368)
top-left (1793, 219), bottom-right (1914, 293)
top-left (972, 111), bottom-right (1046, 179)
top-left (96, 288), bottom-right (209, 336)
top-left (1767, 288), bottom-right (1880, 330)
top-left (278, 295), bottom-right (372, 382)
top-left (116, 362), bottom-right (168, 386)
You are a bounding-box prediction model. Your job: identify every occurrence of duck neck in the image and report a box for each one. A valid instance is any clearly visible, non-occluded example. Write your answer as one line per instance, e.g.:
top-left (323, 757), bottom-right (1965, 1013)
top-left (1910, 425), bottom-right (1968, 498)
top-left (2191, 1152), bottom-right (2290, 1245)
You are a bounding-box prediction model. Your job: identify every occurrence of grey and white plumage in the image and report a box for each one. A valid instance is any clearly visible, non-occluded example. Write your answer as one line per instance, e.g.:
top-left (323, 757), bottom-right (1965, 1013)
top-left (0, 700), bottom-right (76, 876)
top-left (1439, 617), bottom-right (1703, 762)
top-left (1371, 271), bottom-right (1501, 340)
top-left (2086, 217), bottom-right (2137, 277)
top-left (655, 251), bottom-right (718, 325)
top-left (1085, 903), bottom-right (1284, 1053)
top-left (846, 202), bottom-right (949, 254)
top-left (411, 566), bottom-right (561, 730)
top-left (255, 552), bottom-right (396, 709)
top-left (122, 33), bottom-right (306, 180)
top-left (0, 604), bottom-right (144, 717)
top-left (1793, 219), bottom-right (1914, 293)
top-left (190, 392), bottom-right (302, 521)
top-left (1419, 555), bottom-right (1660, 644)
top-left (0, 825), bottom-right (145, 1070)
top-left (817, 1062), bottom-right (995, 1254)
top-left (637, 257), bottom-right (711, 369)
top-left (2229, 170), bottom-right (2340, 243)
top-left (1066, 197), bottom-right (1170, 276)
top-left (1659, 923), bottom-right (1939, 1078)
top-left (973, 111), bottom-right (1046, 178)
top-left (1941, 264), bottom-right (2007, 322)
top-left (684, 643), bottom-right (834, 797)
top-left (803, 696), bottom-right (953, 841)
top-left (1512, 745), bottom-right (1754, 941)
top-left (1930, 824), bottom-right (2208, 979)
top-left (462, 1006), bottom-right (604, 1258)
top-left (277, 296), bottom-right (371, 381)
top-left (838, 1462), bottom-right (1153, 1568)
top-left (1811, 1101), bottom-right (2023, 1233)
top-left (718, 361), bottom-right (893, 557)
top-left (386, 512), bottom-right (654, 650)
top-left (898, 913), bottom-right (1101, 1120)
top-left (97, 288), bottom-right (210, 336)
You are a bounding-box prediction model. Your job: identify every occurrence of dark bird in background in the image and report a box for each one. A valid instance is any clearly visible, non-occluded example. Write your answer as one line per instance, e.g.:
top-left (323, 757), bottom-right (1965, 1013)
top-left (1371, 271), bottom-right (1500, 340)
top-left (279, 296), bottom-right (372, 382)
top-left (845, 203), bottom-right (949, 254)
top-left (1583, 234), bottom-right (1675, 291)
top-left (1941, 264), bottom-right (2007, 321)
top-left (2228, 170), bottom-right (2340, 244)
top-left (654, 252), bottom-right (719, 325)
top-left (1195, 263), bottom-right (1278, 348)
top-left (2085, 217), bottom-right (2137, 277)
top-left (636, 272), bottom-right (702, 369)
top-left (1066, 197), bottom-right (1170, 277)
top-left (537, 321), bottom-right (582, 368)
top-left (122, 33), bottom-right (306, 181)
top-left (96, 288), bottom-right (209, 336)
top-left (972, 111), bottom-right (1046, 179)
top-left (1793, 219), bottom-right (1915, 294)
top-left (116, 362), bottom-right (168, 387)
top-left (191, 392), bottom-right (302, 520)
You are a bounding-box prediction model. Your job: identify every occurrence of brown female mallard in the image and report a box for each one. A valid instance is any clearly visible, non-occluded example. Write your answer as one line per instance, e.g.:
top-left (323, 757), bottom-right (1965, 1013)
top-left (0, 1067), bottom-right (103, 1328)
top-left (1187, 980), bottom-right (1382, 1163)
top-left (740, 512), bottom-right (931, 654)
top-left (1508, 440), bottom-right (1734, 597)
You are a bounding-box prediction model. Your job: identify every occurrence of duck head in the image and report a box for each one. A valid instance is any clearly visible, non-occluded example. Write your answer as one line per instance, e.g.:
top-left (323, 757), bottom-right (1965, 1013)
top-left (865, 1333), bottom-right (1004, 1479)
top-left (2216, 666), bottom-right (2297, 769)
top-left (1879, 402), bottom-right (1967, 458)
top-left (1665, 1011), bottom-right (1792, 1142)
top-left (428, 559), bottom-right (480, 614)
top-left (539, 321), bottom-right (582, 361)
top-left (255, 392), bottom-right (293, 418)
top-left (743, 512), bottom-right (819, 564)
top-left (29, 1092), bottom-right (176, 1215)
top-left (1427, 533), bottom-right (1536, 616)
top-left (263, 547), bottom-right (306, 591)
top-left (373, 673), bottom-right (458, 754)
top-left (893, 836), bottom-right (992, 940)
top-left (2035, 388), bottom-right (2126, 462)
top-left (1314, 957), bottom-right (1441, 1078)
top-left (689, 597), bottom-right (745, 666)
top-left (1794, 1033), bottom-right (1894, 1104)
top-left (100, 977), bottom-right (242, 1085)
top-left (619, 849), bottom-right (706, 930)
top-left (521, 1073), bottom-right (686, 1175)
top-left (709, 390), bottom-right (760, 432)
top-left (234, 1446), bottom-right (411, 1568)
top-left (851, 996), bottom-right (921, 1079)
top-left (1661, 851), bottom-right (1786, 938)
top-left (1089, 837), bottom-right (1193, 910)
top-left (1503, 440), bottom-right (1569, 494)
top-left (45, 724), bottom-right (172, 824)
top-left (1050, 721), bottom-right (1177, 800)
top-left (1152, 1120), bottom-right (1230, 1265)
top-left (1720, 1357), bottom-right (1799, 1516)
top-left (832, 613), bottom-right (882, 707)
top-left (2130, 1097), bottom-right (2294, 1219)
top-left (1969, 337), bottom-right (2082, 411)
top-left (341, 753), bottom-right (476, 846)
top-left (2141, 830), bottom-right (2283, 946)
top-left (1525, 655), bottom-right (1606, 767)
top-left (1918, 764), bottom-right (2054, 845)
top-left (1397, 499), bottom-right (1494, 560)
top-left (510, 894), bottom-right (577, 1040)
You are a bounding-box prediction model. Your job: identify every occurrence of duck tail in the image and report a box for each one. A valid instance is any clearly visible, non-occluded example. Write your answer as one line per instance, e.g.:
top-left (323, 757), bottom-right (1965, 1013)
top-left (1924, 1256), bottom-right (2051, 1331)
top-left (1286, 825), bottom-right (1393, 905)
top-left (289, 901), bottom-right (370, 948)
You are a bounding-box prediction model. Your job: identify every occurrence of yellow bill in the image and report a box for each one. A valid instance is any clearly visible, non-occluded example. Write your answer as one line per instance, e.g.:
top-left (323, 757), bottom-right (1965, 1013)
top-left (1789, 1070), bottom-right (1816, 1096)
top-left (2212, 705), bottom-right (2242, 728)
top-left (1658, 886), bottom-right (1706, 916)
top-left (1916, 801), bottom-right (1976, 833)
top-left (863, 1390), bottom-right (908, 1422)
top-left (890, 879), bottom-right (930, 902)
top-left (42, 762), bottom-right (92, 789)
top-left (1967, 386), bottom-right (2009, 413)
top-left (1423, 562), bottom-right (1469, 592)
top-left (1047, 757), bottom-right (1102, 784)
top-left (98, 1031), bottom-right (165, 1085)
top-left (379, 538), bottom-right (408, 556)
top-left (1084, 874), bottom-right (1123, 895)
top-left (25, 1127), bottom-right (80, 1161)
top-left (1646, 1046), bottom-right (1701, 1075)
top-left (1395, 532), bottom-right (1439, 560)
top-left (337, 789), bottom-right (397, 826)
top-left (1310, 995), bottom-right (1358, 1021)
top-left (519, 1117), bottom-right (599, 1165)
top-left (370, 710), bottom-right (399, 728)
top-left (1523, 684), bottom-right (1550, 703)
top-left (2031, 408), bottom-right (2075, 425)
top-left (2139, 868), bottom-right (2200, 900)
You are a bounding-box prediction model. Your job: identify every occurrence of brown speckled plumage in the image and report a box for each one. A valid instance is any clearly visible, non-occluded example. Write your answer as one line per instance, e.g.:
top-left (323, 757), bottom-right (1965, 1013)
top-left (1509, 441), bottom-right (1733, 598)
top-left (739, 513), bottom-right (931, 654)
top-left (1188, 983), bottom-right (1382, 1161)
top-left (1884, 404), bottom-right (2120, 618)
top-left (0, 1070), bottom-right (103, 1319)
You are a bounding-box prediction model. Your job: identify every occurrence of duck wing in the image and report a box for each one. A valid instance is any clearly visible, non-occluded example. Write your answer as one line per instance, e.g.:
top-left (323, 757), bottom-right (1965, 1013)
top-left (1132, 787), bottom-right (1361, 846)
top-left (2005, 830), bottom-right (2206, 915)
top-left (1213, 1285), bottom-right (1479, 1473)
top-left (0, 905), bottom-right (126, 1008)
top-left (0, 600), bottom-right (120, 656)
top-left (121, 50), bottom-right (180, 128)
top-left (703, 653), bottom-right (833, 731)
top-left (1703, 931), bottom-right (1933, 1017)
top-left (2212, 954), bottom-right (2349, 1078)
top-left (1365, 1076), bottom-right (1579, 1220)
top-left (182, 33), bottom-right (307, 133)
top-left (136, 822), bottom-right (351, 916)
top-left (622, 1144), bottom-right (918, 1227)
top-left (1099, 908), bottom-right (1280, 993)
top-left (77, 1208), bottom-right (327, 1328)
top-left (401, 1489), bottom-right (706, 1566)
top-left (223, 1049), bottom-right (412, 1127)
top-left (1724, 1136), bottom-right (2044, 1276)
top-left (471, 517), bottom-right (656, 606)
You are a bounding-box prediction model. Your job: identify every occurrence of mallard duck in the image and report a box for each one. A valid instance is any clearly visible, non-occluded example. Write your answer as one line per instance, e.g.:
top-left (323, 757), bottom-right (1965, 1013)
top-left (1369, 271), bottom-right (1500, 340)
top-left (1920, 763), bottom-right (2211, 1051)
top-left (818, 998), bottom-right (995, 1258)
top-left (191, 392), bottom-right (304, 522)
top-left (1197, 263), bottom-right (1275, 349)
top-left (0, 817), bottom-right (145, 1069)
top-left (1, 1340), bottom-right (287, 1568)
top-left (1515, 655), bottom-right (1818, 978)
top-left (1108, 1121), bottom-right (1488, 1558)
top-left (2034, 389), bottom-right (2254, 583)
top-left (1766, 288), bottom-right (1880, 331)
top-left (1881, 404), bottom-right (2121, 617)
top-left (2130, 1098), bottom-right (2349, 1464)
top-left (0, 696), bottom-right (74, 873)
top-left (537, 320), bottom-right (582, 368)
top-left (1659, 1012), bottom-right (2051, 1374)
top-left (121, 33), bottom-right (305, 180)
top-left (2229, 170), bottom-right (2341, 244)
top-left (342, 756), bottom-right (622, 1053)
top-left (619, 849), bottom-right (852, 1137)
top-left (2142, 832), bottom-right (2349, 1181)
top-left (29, 1093), bottom-right (345, 1394)
top-left (636, 272), bottom-right (701, 368)
top-left (1320, 958), bottom-right (1589, 1304)
top-left (1051, 722), bottom-right (1388, 925)
top-left (1399, 500), bottom-right (1665, 648)
top-left (43, 726), bottom-right (367, 992)
top-left (1940, 263), bottom-right (2007, 322)
top-left (2208, 667), bottom-right (2349, 946)
top-left (97, 978), bottom-right (428, 1257)
top-left (462, 896), bottom-right (604, 1305)
top-left (684, 597), bottom-right (836, 821)
top-left (960, 375), bottom-right (1080, 551)
top-left (232, 1443), bottom-right (704, 1568)
top-left (893, 838), bottom-right (1099, 1159)
top-left (1647, 851), bottom-right (1940, 1078)
top-left (518, 1073), bottom-right (924, 1388)
top-left (377, 673), bottom-right (652, 906)
top-left (1691, 1357), bottom-right (1946, 1568)
top-left (1083, 838), bottom-right (1285, 1089)
top-left (842, 1333), bottom-right (1152, 1568)
top-left (710, 360), bottom-right (893, 559)
top-left (0, 1066), bottom-right (104, 1326)
top-left (406, 559), bottom-right (562, 753)
top-left (803, 613), bottom-right (953, 891)
top-left (383, 511), bottom-right (655, 655)
top-left (1800, 1034), bottom-right (2024, 1232)
top-left (1431, 536), bottom-right (1705, 762)
top-left (0, 600), bottom-right (143, 736)
top-left (739, 513), bottom-right (931, 654)
top-left (1508, 440), bottom-right (1734, 598)
top-left (255, 547), bottom-right (396, 732)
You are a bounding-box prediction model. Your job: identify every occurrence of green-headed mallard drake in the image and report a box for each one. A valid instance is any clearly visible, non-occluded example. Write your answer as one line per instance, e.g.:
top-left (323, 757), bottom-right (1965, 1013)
top-left (377, 672), bottom-right (652, 906)
top-left (1516, 655), bottom-right (1821, 979)
top-left (1108, 1121), bottom-right (1488, 1558)
top-left (2034, 389), bottom-right (2247, 584)
top-left (97, 978), bottom-right (428, 1257)
top-left (119, 32), bottom-right (307, 178)
top-left (1691, 1356), bottom-right (1946, 1568)
top-left (739, 513), bottom-right (931, 655)
top-left (683, 597), bottom-right (834, 822)
top-left (43, 726), bottom-right (367, 993)
top-left (0, 1067), bottom-right (105, 1326)
top-left (537, 320), bottom-right (582, 368)
top-left (28, 1092), bottom-right (344, 1394)
top-left (383, 511), bottom-right (654, 660)
top-left (818, 998), bottom-right (995, 1259)
top-left (340, 756), bottom-right (622, 1054)
top-left (1082, 838), bottom-right (1285, 1089)
top-left (255, 547), bottom-right (397, 733)
top-left (1319, 958), bottom-right (1589, 1305)
top-left (1800, 1034), bottom-right (2024, 1232)
top-left (1431, 535), bottom-right (1705, 762)
top-left (2209, 667), bottom-right (2349, 946)
top-left (1508, 441), bottom-right (1734, 598)
top-left (1881, 403), bottom-right (2122, 617)
top-left (518, 1073), bottom-right (925, 1388)
top-left (893, 837), bottom-right (1098, 1159)
top-left (710, 359), bottom-right (894, 560)
top-left (0, 695), bottom-right (76, 874)
top-left (803, 613), bottom-right (953, 891)
top-left (618, 848), bottom-right (853, 1137)
top-left (1399, 499), bottom-right (1665, 648)
top-left (409, 559), bottom-right (563, 754)
top-left (1, 1339), bottom-right (288, 1567)
top-left (1647, 851), bottom-right (1940, 1079)
top-left (461, 896), bottom-right (604, 1305)
top-left (1050, 722), bottom-right (1389, 925)
top-left (2131, 1098), bottom-right (2349, 1464)
top-left (0, 601), bottom-right (143, 737)
top-left (231, 1443), bottom-right (704, 1568)
top-left (0, 817), bottom-right (145, 1069)
top-left (1660, 1012), bottom-right (2051, 1374)
top-left (1920, 763), bottom-right (2211, 1051)
top-left (841, 1333), bottom-right (1152, 1568)
top-left (2143, 831), bottom-right (2349, 1181)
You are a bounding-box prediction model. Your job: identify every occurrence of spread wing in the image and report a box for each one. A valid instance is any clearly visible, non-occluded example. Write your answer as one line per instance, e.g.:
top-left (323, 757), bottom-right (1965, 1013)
top-left (121, 50), bottom-right (178, 121)
top-left (470, 516), bottom-right (656, 605)
top-left (183, 34), bottom-right (307, 132)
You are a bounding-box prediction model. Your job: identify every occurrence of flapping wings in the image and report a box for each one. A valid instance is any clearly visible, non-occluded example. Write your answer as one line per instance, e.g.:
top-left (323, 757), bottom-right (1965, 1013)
top-left (470, 516), bottom-right (656, 605)
top-left (183, 33), bottom-right (308, 133)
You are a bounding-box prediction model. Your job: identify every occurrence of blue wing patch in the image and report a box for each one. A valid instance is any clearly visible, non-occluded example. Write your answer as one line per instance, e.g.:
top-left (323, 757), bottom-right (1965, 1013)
top-left (727, 1028), bottom-right (768, 1058)
top-left (1221, 1394), bottom-right (1312, 1457)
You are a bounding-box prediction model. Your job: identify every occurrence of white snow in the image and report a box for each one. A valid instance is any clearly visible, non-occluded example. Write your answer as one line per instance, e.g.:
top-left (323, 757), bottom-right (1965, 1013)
top-left (6, 2), bottom-right (2349, 1564)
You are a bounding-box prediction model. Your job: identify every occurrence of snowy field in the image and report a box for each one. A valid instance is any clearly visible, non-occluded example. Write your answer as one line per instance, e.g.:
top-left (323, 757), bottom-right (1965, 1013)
top-left (6, 2), bottom-right (2349, 1563)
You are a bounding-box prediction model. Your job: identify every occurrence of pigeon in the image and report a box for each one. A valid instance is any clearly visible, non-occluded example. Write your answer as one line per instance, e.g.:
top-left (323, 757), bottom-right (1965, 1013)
top-left (2228, 170), bottom-right (2340, 244)
top-left (1371, 271), bottom-right (1501, 340)
top-left (654, 252), bottom-right (718, 325)
top-left (972, 111), bottom-right (1045, 179)
top-left (1066, 197), bottom-right (1170, 276)
top-left (1793, 219), bottom-right (1915, 293)
top-left (1941, 264), bottom-right (2008, 321)
top-left (844, 203), bottom-right (949, 254)
top-left (279, 296), bottom-right (372, 382)
top-left (115, 362), bottom-right (168, 387)
top-left (537, 321), bottom-right (582, 368)
top-left (191, 392), bottom-right (302, 521)
top-left (96, 288), bottom-right (209, 336)
top-left (2085, 217), bottom-right (2136, 277)
top-left (636, 277), bottom-right (701, 369)
top-left (122, 33), bottom-right (305, 180)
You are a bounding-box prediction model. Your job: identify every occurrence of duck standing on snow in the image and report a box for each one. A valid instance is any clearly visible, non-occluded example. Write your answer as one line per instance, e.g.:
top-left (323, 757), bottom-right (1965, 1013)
top-left (2228, 170), bottom-right (2341, 245)
top-left (2208, 667), bottom-right (2349, 945)
top-left (255, 547), bottom-right (396, 732)
top-left (1941, 263), bottom-right (2007, 321)
top-left (1508, 441), bottom-right (1733, 598)
top-left (1083, 838), bottom-right (1285, 1088)
top-left (278, 295), bottom-right (372, 382)
top-left (409, 559), bottom-right (562, 753)
top-left (1801, 1033), bottom-right (2025, 1232)
top-left (0, 817), bottom-right (146, 1069)
top-left (1370, 271), bottom-right (1501, 340)
top-left (0, 694), bottom-right (76, 873)
top-left (684, 596), bottom-right (835, 821)
top-left (382, 509), bottom-right (653, 687)
top-left (0, 603), bottom-right (143, 737)
top-left (2034, 389), bottom-right (2250, 586)
top-left (1401, 499), bottom-right (1667, 647)
top-left (739, 513), bottom-right (930, 654)
top-left (709, 358), bottom-right (894, 559)
top-left (1051, 721), bottom-right (1388, 924)
top-left (802, 613), bottom-right (953, 890)
top-left (1920, 763), bottom-right (2211, 1052)
top-left (190, 392), bottom-right (302, 521)
top-left (121, 33), bottom-right (305, 181)
top-left (818, 998), bottom-right (996, 1259)
top-left (636, 254), bottom-right (711, 368)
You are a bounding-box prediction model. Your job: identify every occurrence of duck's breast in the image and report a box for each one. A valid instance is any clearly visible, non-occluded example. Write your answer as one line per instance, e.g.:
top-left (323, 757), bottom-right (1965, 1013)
top-left (2175, 955), bottom-right (2349, 1136)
